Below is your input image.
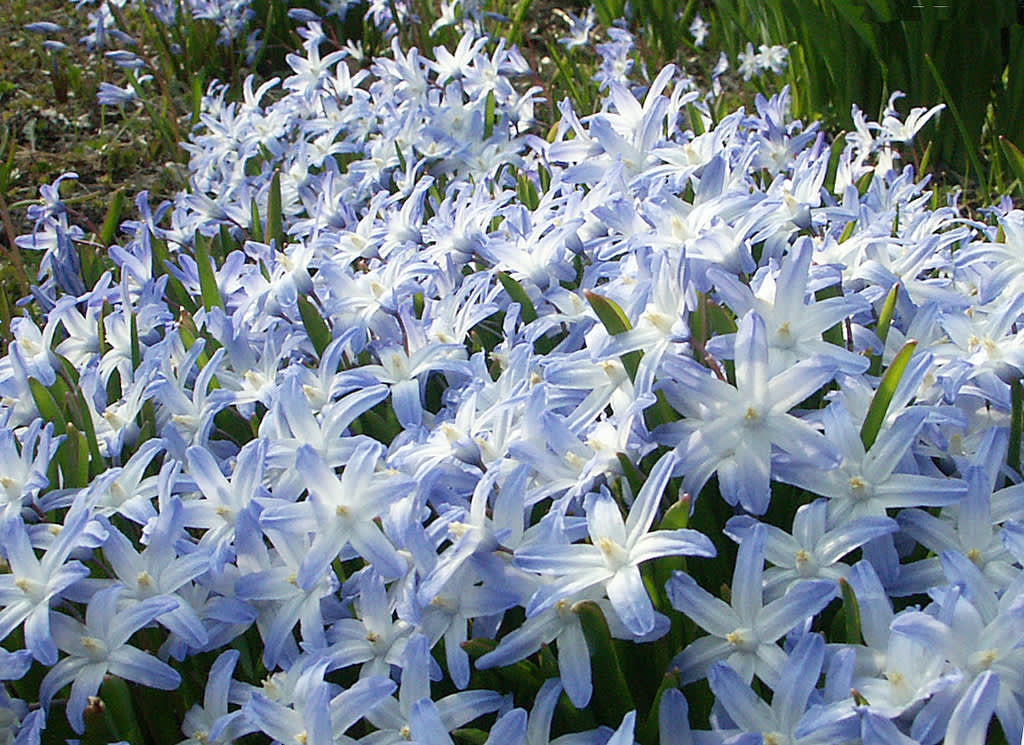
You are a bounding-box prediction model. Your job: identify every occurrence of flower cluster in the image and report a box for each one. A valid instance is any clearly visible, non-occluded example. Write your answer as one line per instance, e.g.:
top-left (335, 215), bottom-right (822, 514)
top-left (4, 10), bottom-right (1024, 745)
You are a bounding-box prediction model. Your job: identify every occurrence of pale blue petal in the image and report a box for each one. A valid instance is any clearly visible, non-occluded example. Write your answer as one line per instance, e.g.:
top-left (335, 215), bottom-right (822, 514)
top-left (735, 311), bottom-right (769, 402)
top-left (773, 633), bottom-right (824, 731)
top-left (525, 569), bottom-right (612, 619)
top-left (945, 671), bottom-right (998, 745)
top-left (605, 710), bottom-right (636, 745)
top-left (185, 446), bottom-right (231, 505)
top-left (391, 379), bottom-right (424, 429)
top-left (896, 509), bottom-right (957, 558)
top-left (718, 440), bottom-right (771, 515)
top-left (666, 570), bottom-right (739, 637)
top-left (707, 661), bottom-right (775, 732)
top-left (846, 561), bottom-right (892, 650)
top-left (629, 529), bottom-right (716, 566)
top-left (108, 644), bottom-right (181, 689)
top-left (793, 500), bottom-right (828, 553)
top-left (516, 545), bottom-right (605, 575)
top-left (66, 663), bottom-right (108, 733)
top-left (484, 708), bottom-right (527, 745)
top-left (817, 517), bottom-right (898, 564)
top-left (411, 698), bottom-right (456, 745)
top-left (873, 473), bottom-right (967, 507)
top-left (774, 237), bottom-right (813, 321)
top-left (108, 594), bottom-right (179, 647)
top-left (732, 524), bottom-right (767, 624)
top-left (673, 635), bottom-right (732, 685)
top-left (477, 612), bottom-right (563, 669)
top-left (606, 565), bottom-right (654, 636)
top-left (24, 604), bottom-right (57, 666)
top-left (762, 414), bottom-right (839, 467)
top-left (586, 490), bottom-right (627, 547)
top-left (558, 617), bottom-right (592, 708)
top-left (204, 649), bottom-right (240, 716)
top-left (938, 550), bottom-right (998, 622)
top-left (400, 634), bottom-right (432, 713)
top-left (755, 580), bottom-right (835, 641)
top-left (624, 451), bottom-right (677, 541)
top-left (435, 689), bottom-right (503, 730)
top-left (658, 689), bottom-right (695, 745)
top-left (765, 357), bottom-right (838, 414)
top-left (331, 675), bottom-right (397, 733)
top-left (889, 610), bottom-right (955, 661)
top-left (861, 408), bottom-right (928, 483)
top-left (40, 655), bottom-right (87, 711)
top-left (305, 684), bottom-right (333, 745)
top-left (860, 710), bottom-right (919, 745)
top-left (351, 519), bottom-right (406, 580)
top-left (246, 693), bottom-right (302, 744)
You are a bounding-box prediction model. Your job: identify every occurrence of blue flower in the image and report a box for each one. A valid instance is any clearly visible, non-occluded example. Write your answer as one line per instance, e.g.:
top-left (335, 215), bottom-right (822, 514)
top-left (40, 585), bottom-right (181, 733)
top-left (668, 523), bottom-right (835, 685)
top-left (0, 506), bottom-right (92, 665)
top-left (516, 452), bottom-right (715, 636)
top-left (659, 310), bottom-right (840, 514)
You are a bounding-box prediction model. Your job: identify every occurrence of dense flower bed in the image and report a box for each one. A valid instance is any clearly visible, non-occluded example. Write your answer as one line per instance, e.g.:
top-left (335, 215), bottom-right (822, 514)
top-left (4, 5), bottom-right (1024, 744)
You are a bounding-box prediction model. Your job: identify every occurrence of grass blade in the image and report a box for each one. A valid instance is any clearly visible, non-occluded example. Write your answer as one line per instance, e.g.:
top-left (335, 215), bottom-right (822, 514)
top-left (860, 339), bottom-right (917, 451)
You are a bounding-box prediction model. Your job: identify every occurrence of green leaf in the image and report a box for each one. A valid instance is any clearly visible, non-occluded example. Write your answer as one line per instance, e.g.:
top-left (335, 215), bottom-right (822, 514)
top-left (99, 676), bottom-right (146, 745)
top-left (585, 290), bottom-right (640, 381)
top-left (860, 339), bottom-right (917, 451)
top-left (54, 356), bottom-right (105, 476)
top-left (924, 53), bottom-right (986, 192)
top-left (1000, 136), bottom-right (1024, 195)
top-left (496, 271), bottom-right (538, 324)
top-left (297, 294), bottom-right (331, 357)
top-left (460, 638), bottom-right (498, 659)
top-left (80, 696), bottom-right (116, 745)
top-left (869, 282), bottom-right (900, 376)
top-left (194, 231), bottom-right (225, 312)
top-left (250, 198), bottom-right (264, 243)
top-left (266, 170), bottom-right (284, 251)
top-left (507, 0), bottom-right (536, 43)
top-left (516, 171), bottom-right (540, 211)
top-left (839, 577), bottom-right (862, 644)
top-left (687, 102), bottom-right (706, 136)
top-left (656, 494), bottom-right (691, 531)
top-left (573, 600), bottom-right (634, 726)
top-left (640, 671), bottom-right (682, 745)
top-left (29, 378), bottom-right (65, 436)
top-left (151, 238), bottom-right (195, 313)
top-left (58, 425), bottom-right (90, 489)
top-left (130, 312), bottom-right (142, 370)
top-left (1010, 378), bottom-right (1022, 477)
top-left (617, 453), bottom-right (646, 497)
top-left (99, 189), bottom-right (126, 247)
top-left (483, 89), bottom-right (497, 139)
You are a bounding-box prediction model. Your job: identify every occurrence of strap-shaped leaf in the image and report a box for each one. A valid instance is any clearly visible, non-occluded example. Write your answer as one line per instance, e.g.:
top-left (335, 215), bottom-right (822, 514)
top-left (29, 378), bottom-right (65, 436)
top-left (194, 231), bottom-right (225, 312)
top-left (249, 197), bottom-right (263, 243)
top-left (1000, 136), bottom-right (1024, 195)
top-left (297, 294), bottom-right (331, 358)
top-left (1010, 379), bottom-right (1022, 476)
top-left (869, 282), bottom-right (900, 376)
top-left (839, 577), bottom-right (862, 645)
top-left (58, 425), bottom-right (90, 490)
top-left (497, 271), bottom-right (538, 324)
top-left (584, 290), bottom-right (640, 380)
top-left (574, 600), bottom-right (634, 726)
top-left (483, 89), bottom-right (497, 139)
top-left (99, 189), bottom-right (126, 248)
top-left (860, 339), bottom-right (917, 451)
top-left (266, 170), bottom-right (284, 251)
